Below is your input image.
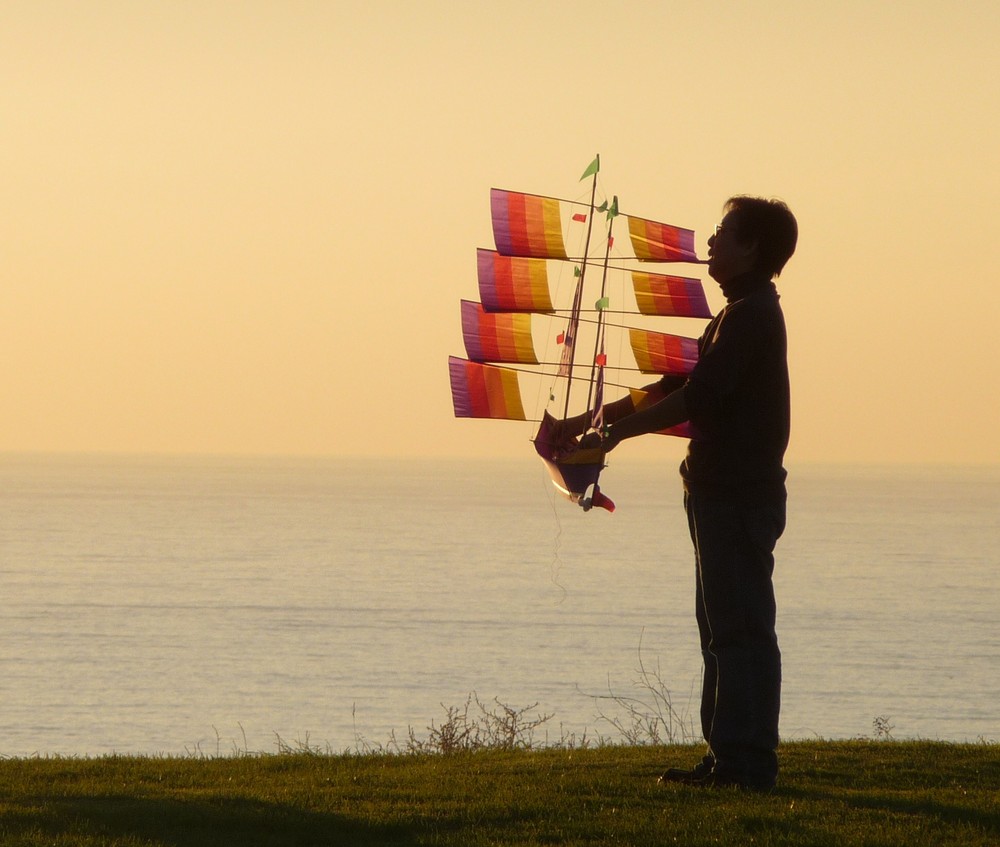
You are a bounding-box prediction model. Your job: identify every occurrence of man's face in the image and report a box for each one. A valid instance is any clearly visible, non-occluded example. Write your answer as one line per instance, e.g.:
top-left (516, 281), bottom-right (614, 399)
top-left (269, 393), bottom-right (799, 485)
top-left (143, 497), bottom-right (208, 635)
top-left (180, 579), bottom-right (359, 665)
top-left (706, 212), bottom-right (756, 284)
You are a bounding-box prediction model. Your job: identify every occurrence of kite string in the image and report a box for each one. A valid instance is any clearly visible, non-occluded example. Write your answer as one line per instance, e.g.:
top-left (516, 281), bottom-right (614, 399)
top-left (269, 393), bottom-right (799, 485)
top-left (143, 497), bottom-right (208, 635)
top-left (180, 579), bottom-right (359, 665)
top-left (541, 465), bottom-right (569, 604)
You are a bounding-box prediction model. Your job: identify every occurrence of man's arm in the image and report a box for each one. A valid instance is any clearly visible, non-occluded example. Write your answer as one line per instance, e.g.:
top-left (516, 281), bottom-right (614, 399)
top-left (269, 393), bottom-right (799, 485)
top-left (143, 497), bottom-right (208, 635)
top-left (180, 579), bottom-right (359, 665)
top-left (554, 390), bottom-right (642, 440)
top-left (555, 375), bottom-right (687, 440)
top-left (597, 386), bottom-right (688, 452)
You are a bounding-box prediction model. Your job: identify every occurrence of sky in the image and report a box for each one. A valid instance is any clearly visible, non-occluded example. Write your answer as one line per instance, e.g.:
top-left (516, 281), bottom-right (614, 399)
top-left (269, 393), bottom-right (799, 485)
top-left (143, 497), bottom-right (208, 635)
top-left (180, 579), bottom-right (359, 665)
top-left (4, 0), bottom-right (999, 465)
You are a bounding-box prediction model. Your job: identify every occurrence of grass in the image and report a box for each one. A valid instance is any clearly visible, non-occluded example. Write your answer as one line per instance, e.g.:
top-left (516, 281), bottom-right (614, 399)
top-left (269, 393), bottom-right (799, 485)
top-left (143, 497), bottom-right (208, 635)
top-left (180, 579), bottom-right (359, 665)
top-left (0, 741), bottom-right (997, 846)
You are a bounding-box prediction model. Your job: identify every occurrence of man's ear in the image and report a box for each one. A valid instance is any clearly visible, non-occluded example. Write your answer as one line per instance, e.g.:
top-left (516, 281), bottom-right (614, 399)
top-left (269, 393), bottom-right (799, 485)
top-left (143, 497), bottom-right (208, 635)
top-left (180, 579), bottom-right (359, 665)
top-left (737, 237), bottom-right (759, 270)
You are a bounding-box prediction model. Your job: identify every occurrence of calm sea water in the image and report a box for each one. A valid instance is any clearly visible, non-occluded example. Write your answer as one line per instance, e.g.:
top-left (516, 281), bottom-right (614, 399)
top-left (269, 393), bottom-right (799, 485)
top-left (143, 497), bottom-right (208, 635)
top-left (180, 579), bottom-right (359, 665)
top-left (1, 454), bottom-right (997, 757)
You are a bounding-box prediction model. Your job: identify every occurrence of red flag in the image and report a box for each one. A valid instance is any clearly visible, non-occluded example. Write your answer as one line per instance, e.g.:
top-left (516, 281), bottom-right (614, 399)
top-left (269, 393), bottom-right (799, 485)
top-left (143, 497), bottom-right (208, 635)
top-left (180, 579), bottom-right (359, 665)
top-left (595, 352), bottom-right (607, 367)
top-left (556, 331), bottom-right (565, 344)
top-left (590, 488), bottom-right (615, 512)
top-left (572, 213), bottom-right (587, 223)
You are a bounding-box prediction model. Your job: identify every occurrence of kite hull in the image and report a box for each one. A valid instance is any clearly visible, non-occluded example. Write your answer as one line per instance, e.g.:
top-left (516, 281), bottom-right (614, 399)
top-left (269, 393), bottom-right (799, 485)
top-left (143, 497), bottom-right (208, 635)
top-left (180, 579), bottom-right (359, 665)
top-left (534, 414), bottom-right (615, 512)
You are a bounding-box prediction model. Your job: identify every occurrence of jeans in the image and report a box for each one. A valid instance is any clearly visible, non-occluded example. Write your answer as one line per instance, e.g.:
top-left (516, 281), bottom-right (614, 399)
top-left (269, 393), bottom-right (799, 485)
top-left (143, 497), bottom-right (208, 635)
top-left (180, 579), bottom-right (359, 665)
top-left (685, 490), bottom-right (786, 783)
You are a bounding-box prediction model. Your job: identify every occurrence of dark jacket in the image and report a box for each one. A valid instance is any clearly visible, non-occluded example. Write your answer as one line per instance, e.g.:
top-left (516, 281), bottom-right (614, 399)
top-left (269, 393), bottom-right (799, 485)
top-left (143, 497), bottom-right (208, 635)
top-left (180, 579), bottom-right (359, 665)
top-left (675, 271), bottom-right (790, 499)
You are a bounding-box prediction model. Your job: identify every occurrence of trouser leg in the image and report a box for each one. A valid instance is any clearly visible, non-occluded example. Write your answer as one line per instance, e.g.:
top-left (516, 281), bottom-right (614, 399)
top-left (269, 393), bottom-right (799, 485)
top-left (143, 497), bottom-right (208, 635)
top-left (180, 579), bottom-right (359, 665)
top-left (686, 491), bottom-right (785, 784)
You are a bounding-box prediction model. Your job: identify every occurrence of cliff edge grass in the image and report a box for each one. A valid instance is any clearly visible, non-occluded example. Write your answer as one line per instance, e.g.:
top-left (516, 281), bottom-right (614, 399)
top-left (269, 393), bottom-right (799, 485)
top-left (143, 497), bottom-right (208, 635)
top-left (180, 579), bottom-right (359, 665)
top-left (1, 740), bottom-right (997, 846)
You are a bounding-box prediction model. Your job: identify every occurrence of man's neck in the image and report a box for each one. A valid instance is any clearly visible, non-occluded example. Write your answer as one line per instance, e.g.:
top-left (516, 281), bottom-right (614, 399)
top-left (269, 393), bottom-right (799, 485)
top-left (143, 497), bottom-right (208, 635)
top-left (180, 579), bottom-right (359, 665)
top-left (720, 270), bottom-right (773, 304)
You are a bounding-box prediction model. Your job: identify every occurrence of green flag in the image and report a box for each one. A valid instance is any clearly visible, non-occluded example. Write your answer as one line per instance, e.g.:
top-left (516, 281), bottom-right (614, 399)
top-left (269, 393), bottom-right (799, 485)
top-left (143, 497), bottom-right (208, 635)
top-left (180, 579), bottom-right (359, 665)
top-left (597, 197), bottom-right (619, 220)
top-left (579, 154), bottom-right (600, 181)
top-left (595, 296), bottom-right (610, 311)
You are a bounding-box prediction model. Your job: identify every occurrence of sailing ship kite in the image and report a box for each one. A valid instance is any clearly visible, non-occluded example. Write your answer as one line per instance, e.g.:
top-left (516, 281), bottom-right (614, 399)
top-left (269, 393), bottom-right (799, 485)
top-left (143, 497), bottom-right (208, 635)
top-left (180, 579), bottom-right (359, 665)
top-left (448, 155), bottom-right (712, 511)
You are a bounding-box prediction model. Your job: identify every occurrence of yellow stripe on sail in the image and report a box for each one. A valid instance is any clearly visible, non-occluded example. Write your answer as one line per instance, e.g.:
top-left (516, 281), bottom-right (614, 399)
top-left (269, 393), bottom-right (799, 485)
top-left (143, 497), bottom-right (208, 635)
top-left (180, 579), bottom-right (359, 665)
top-left (540, 197), bottom-right (567, 259)
top-left (628, 218), bottom-right (656, 261)
top-left (512, 314), bottom-right (537, 364)
top-left (528, 260), bottom-right (553, 310)
top-left (632, 272), bottom-right (664, 316)
top-left (500, 368), bottom-right (527, 419)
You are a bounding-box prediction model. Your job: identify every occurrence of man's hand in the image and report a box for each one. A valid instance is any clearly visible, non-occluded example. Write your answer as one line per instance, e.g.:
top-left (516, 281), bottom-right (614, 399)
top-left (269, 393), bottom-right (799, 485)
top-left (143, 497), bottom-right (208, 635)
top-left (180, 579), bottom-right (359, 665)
top-left (580, 427), bottom-right (623, 453)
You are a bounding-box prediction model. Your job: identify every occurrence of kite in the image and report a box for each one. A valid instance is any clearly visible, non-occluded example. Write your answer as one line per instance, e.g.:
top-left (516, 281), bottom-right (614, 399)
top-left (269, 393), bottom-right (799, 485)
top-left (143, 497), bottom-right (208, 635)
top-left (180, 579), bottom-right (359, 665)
top-left (448, 155), bottom-right (712, 511)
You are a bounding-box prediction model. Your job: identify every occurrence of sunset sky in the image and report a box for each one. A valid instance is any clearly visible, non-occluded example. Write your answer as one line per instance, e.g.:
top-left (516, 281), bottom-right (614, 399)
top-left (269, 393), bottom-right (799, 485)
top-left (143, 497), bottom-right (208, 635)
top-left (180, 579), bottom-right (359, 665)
top-left (4, 1), bottom-right (999, 465)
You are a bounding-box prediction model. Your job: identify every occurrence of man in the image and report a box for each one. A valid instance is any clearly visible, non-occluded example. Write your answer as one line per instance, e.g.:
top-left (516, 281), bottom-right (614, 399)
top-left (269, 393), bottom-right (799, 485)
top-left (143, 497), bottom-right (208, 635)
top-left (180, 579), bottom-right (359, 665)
top-left (571, 195), bottom-right (798, 792)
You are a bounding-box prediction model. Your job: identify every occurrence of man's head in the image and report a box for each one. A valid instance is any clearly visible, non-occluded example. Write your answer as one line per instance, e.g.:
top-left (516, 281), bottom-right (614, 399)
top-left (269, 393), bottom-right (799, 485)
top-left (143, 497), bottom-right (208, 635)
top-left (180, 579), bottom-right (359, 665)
top-left (707, 196), bottom-right (798, 283)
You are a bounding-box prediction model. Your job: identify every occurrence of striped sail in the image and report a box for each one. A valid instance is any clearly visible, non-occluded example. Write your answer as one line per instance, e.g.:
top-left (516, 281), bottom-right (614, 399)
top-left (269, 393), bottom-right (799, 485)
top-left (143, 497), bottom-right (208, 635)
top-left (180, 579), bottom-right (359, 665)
top-left (477, 249), bottom-right (554, 313)
top-left (627, 216), bottom-right (700, 262)
top-left (632, 271), bottom-right (712, 318)
top-left (491, 189), bottom-right (568, 259)
top-left (449, 356), bottom-right (527, 420)
top-left (461, 300), bottom-right (538, 365)
top-left (629, 329), bottom-right (700, 376)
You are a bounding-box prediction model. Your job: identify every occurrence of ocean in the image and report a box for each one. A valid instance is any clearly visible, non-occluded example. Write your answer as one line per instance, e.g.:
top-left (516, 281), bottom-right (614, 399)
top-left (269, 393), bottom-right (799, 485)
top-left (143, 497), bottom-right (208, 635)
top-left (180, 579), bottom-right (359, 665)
top-left (1, 454), bottom-right (997, 757)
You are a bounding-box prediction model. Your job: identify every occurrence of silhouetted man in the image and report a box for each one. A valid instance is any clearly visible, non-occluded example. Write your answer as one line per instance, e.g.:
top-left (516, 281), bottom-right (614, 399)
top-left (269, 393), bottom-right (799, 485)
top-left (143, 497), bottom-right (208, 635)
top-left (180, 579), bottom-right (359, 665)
top-left (571, 195), bottom-right (798, 792)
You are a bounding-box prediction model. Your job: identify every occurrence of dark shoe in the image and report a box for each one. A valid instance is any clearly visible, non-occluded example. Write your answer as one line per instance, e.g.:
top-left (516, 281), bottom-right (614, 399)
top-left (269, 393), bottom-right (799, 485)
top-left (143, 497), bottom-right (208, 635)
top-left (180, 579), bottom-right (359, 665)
top-left (692, 768), bottom-right (775, 794)
top-left (660, 756), bottom-right (775, 793)
top-left (657, 755), bottom-right (715, 785)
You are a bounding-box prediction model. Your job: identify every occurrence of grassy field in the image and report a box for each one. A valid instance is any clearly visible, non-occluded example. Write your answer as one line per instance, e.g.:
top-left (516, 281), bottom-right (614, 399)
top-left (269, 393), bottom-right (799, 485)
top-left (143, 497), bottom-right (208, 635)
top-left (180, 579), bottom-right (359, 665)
top-left (0, 741), bottom-right (997, 846)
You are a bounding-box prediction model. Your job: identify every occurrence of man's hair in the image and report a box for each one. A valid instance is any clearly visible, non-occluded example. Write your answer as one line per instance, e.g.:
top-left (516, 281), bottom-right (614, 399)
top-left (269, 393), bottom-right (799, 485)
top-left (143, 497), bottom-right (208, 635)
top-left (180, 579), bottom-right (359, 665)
top-left (724, 196), bottom-right (798, 278)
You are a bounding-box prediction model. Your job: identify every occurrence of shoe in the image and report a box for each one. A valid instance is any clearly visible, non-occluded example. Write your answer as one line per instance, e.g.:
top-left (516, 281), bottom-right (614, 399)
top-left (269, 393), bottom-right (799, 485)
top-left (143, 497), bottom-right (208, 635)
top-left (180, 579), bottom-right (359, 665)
top-left (692, 768), bottom-right (775, 794)
top-left (657, 755), bottom-right (715, 785)
top-left (659, 757), bottom-right (775, 793)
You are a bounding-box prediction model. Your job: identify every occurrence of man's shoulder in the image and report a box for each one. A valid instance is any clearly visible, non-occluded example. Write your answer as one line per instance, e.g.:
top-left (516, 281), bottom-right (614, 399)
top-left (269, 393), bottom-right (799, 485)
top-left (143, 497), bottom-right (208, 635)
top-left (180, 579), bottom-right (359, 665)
top-left (728, 282), bottom-right (780, 309)
top-left (717, 287), bottom-right (783, 328)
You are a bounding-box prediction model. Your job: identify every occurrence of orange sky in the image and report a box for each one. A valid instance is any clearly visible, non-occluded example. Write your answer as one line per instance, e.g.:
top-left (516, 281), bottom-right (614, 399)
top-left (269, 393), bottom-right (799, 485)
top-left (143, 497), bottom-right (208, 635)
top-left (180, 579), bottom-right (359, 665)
top-left (4, 1), bottom-right (999, 464)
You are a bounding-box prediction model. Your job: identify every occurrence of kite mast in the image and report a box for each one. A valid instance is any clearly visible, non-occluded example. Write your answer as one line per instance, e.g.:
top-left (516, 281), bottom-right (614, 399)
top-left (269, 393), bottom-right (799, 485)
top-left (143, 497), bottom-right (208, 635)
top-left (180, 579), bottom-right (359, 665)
top-left (560, 154), bottom-right (601, 421)
top-left (584, 194), bottom-right (618, 430)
